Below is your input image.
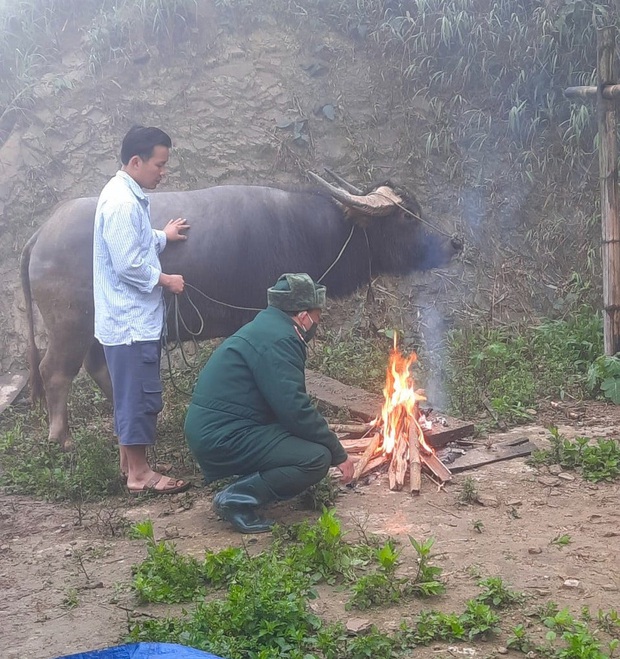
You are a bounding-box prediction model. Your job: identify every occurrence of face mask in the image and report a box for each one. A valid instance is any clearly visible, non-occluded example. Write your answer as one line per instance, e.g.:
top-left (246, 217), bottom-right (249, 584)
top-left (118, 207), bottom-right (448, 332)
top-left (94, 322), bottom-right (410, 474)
top-left (302, 319), bottom-right (318, 343)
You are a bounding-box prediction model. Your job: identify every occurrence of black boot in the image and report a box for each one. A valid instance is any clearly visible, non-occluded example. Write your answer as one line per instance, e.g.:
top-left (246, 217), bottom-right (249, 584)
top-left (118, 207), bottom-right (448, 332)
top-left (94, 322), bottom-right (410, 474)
top-left (213, 474), bottom-right (277, 534)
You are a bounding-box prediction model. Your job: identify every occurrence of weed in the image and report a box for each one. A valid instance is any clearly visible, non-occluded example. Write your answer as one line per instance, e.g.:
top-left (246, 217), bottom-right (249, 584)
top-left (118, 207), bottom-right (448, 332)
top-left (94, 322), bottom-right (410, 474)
top-left (538, 427), bottom-right (620, 483)
top-left (551, 533), bottom-right (572, 548)
top-left (0, 422), bottom-right (122, 503)
top-left (62, 588), bottom-right (79, 610)
top-left (130, 520), bottom-right (207, 603)
top-left (458, 476), bottom-right (478, 504)
top-left (507, 624), bottom-right (534, 653)
top-left (297, 474), bottom-right (341, 510)
top-left (472, 520), bottom-right (484, 533)
top-left (477, 576), bottom-right (525, 609)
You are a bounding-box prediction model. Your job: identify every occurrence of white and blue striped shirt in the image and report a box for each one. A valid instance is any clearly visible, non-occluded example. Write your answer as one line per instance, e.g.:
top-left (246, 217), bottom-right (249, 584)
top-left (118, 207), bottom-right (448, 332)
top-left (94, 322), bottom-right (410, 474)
top-left (93, 170), bottom-right (167, 346)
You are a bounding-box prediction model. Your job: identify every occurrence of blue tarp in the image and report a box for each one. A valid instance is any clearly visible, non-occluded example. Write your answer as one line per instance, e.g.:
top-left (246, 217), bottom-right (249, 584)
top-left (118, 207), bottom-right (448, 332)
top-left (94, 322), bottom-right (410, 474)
top-left (54, 642), bottom-right (224, 659)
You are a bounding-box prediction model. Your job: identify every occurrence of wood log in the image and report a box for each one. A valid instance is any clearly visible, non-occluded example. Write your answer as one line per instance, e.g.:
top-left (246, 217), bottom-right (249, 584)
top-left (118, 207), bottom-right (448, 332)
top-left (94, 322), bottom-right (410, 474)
top-left (388, 432), bottom-right (409, 491)
top-left (328, 422), bottom-right (373, 435)
top-left (359, 454), bottom-right (389, 479)
top-left (409, 423), bottom-right (421, 494)
top-left (352, 433), bottom-right (382, 481)
top-left (339, 437), bottom-right (372, 453)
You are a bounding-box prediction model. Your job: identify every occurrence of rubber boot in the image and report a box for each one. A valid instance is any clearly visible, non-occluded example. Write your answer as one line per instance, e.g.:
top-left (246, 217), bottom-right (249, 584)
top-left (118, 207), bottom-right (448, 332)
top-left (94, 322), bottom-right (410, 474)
top-left (213, 473), bottom-right (277, 534)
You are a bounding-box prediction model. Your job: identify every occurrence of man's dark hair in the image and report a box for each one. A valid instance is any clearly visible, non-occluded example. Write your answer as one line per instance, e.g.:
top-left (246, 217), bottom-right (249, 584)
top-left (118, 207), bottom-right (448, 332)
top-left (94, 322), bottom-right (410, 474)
top-left (120, 125), bottom-right (172, 165)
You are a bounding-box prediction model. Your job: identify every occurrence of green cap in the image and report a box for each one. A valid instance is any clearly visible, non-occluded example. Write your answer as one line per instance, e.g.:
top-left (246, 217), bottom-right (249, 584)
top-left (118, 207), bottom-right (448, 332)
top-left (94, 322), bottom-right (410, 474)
top-left (267, 273), bottom-right (327, 312)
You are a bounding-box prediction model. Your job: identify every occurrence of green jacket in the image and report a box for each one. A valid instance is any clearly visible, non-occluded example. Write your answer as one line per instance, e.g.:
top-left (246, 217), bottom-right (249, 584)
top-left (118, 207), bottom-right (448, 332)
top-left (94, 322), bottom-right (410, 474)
top-left (184, 306), bottom-right (347, 471)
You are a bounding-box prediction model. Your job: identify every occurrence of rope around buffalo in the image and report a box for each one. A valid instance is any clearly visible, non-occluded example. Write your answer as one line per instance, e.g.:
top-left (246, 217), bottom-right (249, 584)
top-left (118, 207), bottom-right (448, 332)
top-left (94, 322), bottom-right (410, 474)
top-left (161, 223), bottom-right (359, 393)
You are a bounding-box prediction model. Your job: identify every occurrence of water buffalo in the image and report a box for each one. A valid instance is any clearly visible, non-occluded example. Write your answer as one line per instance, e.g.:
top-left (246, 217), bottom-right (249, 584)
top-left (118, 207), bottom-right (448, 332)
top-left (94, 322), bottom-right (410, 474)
top-left (20, 173), bottom-right (461, 448)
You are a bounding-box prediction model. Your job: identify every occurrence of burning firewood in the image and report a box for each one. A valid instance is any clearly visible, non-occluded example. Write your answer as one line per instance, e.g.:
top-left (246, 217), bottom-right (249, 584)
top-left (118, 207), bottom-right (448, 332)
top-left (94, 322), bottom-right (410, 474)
top-left (352, 433), bottom-right (382, 481)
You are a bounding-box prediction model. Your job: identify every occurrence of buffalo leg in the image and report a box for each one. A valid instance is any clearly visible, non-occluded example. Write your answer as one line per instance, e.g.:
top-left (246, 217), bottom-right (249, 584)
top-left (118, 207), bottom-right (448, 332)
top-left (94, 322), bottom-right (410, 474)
top-left (39, 335), bottom-right (92, 450)
top-left (83, 340), bottom-right (113, 401)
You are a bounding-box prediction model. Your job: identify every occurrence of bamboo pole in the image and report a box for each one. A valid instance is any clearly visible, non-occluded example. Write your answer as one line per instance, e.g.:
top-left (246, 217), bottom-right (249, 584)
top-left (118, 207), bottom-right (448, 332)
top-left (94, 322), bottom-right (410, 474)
top-left (409, 422), bottom-right (421, 494)
top-left (598, 27), bottom-right (620, 355)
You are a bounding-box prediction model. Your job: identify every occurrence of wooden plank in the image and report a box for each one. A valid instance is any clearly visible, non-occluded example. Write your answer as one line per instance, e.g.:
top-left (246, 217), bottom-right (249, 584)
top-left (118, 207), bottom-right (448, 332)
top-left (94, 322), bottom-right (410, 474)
top-left (306, 370), bottom-right (474, 447)
top-left (0, 370), bottom-right (29, 415)
top-left (421, 452), bottom-right (452, 482)
top-left (448, 439), bottom-right (538, 473)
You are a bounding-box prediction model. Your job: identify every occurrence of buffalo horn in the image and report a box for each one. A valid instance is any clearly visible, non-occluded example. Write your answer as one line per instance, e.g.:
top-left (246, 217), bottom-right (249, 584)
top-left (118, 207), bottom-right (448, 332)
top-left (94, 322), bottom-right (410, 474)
top-left (308, 171), bottom-right (402, 216)
top-left (323, 167), bottom-right (364, 194)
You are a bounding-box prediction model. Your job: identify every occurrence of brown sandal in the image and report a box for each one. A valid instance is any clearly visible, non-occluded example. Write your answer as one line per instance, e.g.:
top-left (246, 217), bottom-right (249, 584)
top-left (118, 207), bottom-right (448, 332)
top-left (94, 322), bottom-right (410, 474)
top-left (128, 474), bottom-right (191, 495)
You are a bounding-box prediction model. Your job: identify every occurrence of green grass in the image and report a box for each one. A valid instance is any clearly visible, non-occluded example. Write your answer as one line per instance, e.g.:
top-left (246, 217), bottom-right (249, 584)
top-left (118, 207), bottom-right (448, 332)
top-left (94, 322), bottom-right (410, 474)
top-left (445, 306), bottom-right (603, 423)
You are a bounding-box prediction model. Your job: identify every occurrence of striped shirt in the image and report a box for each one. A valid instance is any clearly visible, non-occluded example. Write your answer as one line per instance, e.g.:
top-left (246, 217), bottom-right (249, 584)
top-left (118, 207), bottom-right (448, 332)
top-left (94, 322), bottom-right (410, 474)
top-left (93, 170), bottom-right (167, 346)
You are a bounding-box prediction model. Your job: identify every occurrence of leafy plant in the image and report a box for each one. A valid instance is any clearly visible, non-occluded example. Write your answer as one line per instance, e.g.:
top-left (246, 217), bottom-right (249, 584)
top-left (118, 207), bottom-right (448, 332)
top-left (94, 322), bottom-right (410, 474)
top-left (538, 427), bottom-right (620, 482)
top-left (130, 520), bottom-right (207, 603)
top-left (477, 576), bottom-right (525, 609)
top-left (458, 476), bottom-right (479, 504)
top-left (551, 533), bottom-right (572, 548)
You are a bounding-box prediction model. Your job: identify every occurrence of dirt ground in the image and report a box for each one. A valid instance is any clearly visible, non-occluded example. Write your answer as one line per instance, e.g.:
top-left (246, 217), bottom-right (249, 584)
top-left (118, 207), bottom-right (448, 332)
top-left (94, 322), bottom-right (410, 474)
top-left (2, 401), bottom-right (620, 659)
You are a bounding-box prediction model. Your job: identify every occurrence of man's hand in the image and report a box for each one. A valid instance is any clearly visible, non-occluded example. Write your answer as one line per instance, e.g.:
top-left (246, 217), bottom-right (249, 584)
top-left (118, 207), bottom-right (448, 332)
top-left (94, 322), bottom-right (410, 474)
top-left (164, 218), bottom-right (190, 242)
top-left (335, 455), bottom-right (355, 485)
top-left (159, 273), bottom-right (185, 294)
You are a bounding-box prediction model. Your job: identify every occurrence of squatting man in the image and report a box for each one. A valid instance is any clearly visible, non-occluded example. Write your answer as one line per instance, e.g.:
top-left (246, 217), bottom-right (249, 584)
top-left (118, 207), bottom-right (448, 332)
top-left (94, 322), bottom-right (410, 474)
top-left (185, 273), bottom-right (356, 533)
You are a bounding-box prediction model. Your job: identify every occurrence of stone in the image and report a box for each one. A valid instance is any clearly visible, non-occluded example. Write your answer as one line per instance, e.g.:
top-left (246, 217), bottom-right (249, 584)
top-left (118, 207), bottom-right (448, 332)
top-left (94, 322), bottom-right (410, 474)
top-left (346, 618), bottom-right (373, 635)
top-left (528, 547), bottom-right (543, 554)
top-left (497, 647), bottom-right (509, 655)
top-left (538, 476), bottom-right (561, 487)
top-left (476, 495), bottom-right (499, 508)
top-left (548, 465), bottom-right (562, 475)
top-left (562, 579), bottom-right (580, 589)
top-left (558, 472), bottom-right (575, 481)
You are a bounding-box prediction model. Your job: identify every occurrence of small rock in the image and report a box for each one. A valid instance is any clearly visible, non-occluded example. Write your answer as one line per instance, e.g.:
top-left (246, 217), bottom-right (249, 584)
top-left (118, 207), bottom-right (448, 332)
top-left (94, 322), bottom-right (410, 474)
top-left (528, 547), bottom-right (543, 554)
top-left (538, 476), bottom-right (561, 487)
top-left (602, 584), bottom-right (619, 592)
top-left (476, 495), bottom-right (499, 508)
top-left (346, 618), bottom-right (373, 635)
top-left (497, 647), bottom-right (509, 655)
top-left (64, 548), bottom-right (73, 557)
top-left (506, 500), bottom-right (522, 507)
top-left (164, 526), bottom-right (180, 539)
top-left (604, 531), bottom-right (619, 537)
top-left (558, 472), bottom-right (575, 481)
top-left (548, 465), bottom-right (562, 475)
top-left (84, 581), bottom-right (104, 590)
top-left (562, 579), bottom-right (580, 589)
top-left (0, 544), bottom-right (10, 552)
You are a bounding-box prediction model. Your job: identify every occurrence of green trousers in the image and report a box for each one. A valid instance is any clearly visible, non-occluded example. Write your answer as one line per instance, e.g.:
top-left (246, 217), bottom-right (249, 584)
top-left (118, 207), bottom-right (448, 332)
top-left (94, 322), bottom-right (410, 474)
top-left (185, 412), bottom-right (332, 499)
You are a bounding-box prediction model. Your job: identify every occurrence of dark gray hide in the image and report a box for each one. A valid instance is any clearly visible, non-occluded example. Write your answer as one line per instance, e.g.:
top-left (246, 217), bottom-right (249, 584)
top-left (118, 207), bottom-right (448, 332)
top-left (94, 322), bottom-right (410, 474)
top-left (21, 183), bottom-right (461, 446)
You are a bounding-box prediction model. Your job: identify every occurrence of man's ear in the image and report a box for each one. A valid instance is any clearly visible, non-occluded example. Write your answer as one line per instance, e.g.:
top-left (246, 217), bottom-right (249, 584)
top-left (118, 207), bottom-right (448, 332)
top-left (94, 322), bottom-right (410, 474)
top-left (127, 155), bottom-right (142, 169)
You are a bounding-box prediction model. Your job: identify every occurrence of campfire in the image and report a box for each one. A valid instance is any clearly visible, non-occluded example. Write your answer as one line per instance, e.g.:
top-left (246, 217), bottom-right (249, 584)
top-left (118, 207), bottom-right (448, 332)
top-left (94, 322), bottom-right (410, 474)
top-left (331, 339), bottom-right (453, 493)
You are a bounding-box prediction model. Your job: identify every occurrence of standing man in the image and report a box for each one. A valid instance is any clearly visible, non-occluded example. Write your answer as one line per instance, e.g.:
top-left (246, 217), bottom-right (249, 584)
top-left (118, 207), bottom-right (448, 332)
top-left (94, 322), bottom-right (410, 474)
top-left (94, 125), bottom-right (190, 494)
top-left (184, 273), bottom-right (355, 533)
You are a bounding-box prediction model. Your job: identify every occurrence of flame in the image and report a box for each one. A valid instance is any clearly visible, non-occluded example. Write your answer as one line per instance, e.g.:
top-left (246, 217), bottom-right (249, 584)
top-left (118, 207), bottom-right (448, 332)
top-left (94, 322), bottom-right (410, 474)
top-left (379, 335), bottom-right (433, 455)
